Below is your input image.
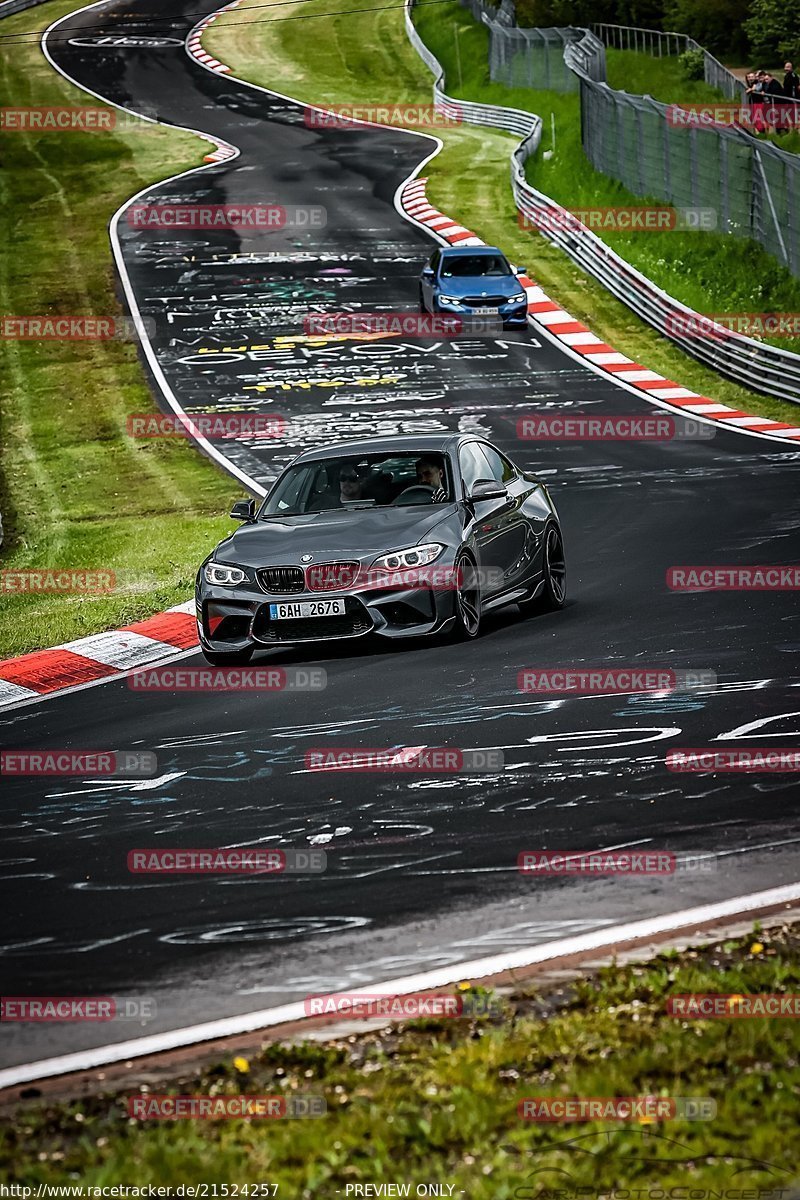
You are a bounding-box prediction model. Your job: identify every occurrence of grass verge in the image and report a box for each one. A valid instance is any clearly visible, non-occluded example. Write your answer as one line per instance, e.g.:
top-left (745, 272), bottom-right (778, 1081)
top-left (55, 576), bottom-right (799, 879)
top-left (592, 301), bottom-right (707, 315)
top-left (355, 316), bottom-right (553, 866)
top-left (2, 924), bottom-right (798, 1189)
top-left (207, 0), bottom-right (800, 425)
top-left (0, 0), bottom-right (239, 659)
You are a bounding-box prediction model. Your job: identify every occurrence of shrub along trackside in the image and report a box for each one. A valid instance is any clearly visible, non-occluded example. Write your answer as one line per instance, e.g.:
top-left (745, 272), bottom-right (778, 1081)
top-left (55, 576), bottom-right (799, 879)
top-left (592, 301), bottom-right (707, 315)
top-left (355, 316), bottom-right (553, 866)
top-left (0, 0), bottom-right (238, 659)
top-left (206, 0), bottom-right (800, 425)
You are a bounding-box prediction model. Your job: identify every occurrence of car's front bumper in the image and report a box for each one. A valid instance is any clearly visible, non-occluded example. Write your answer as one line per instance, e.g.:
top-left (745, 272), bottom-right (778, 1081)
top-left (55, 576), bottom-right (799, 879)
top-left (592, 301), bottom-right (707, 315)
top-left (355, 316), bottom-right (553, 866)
top-left (195, 577), bottom-right (459, 651)
top-left (433, 297), bottom-right (529, 327)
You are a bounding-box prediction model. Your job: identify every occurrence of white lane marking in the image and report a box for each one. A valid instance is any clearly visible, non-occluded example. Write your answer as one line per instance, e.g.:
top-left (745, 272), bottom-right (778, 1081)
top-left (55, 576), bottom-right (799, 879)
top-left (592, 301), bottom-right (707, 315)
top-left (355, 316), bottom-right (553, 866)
top-left (2, 881), bottom-right (799, 1088)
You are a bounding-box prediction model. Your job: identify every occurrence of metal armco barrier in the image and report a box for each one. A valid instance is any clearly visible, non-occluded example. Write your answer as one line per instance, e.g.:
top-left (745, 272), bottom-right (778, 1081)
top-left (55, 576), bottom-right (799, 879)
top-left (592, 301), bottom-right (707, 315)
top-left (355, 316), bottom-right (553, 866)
top-left (0, 0), bottom-right (49, 17)
top-left (405, 0), bottom-right (800, 403)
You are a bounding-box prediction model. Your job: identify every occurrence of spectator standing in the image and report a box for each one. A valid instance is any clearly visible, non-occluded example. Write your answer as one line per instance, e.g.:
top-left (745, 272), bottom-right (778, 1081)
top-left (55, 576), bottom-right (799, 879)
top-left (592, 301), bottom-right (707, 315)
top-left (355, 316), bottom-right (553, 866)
top-left (783, 62), bottom-right (800, 131)
top-left (749, 70), bottom-right (767, 133)
top-left (763, 71), bottom-right (787, 133)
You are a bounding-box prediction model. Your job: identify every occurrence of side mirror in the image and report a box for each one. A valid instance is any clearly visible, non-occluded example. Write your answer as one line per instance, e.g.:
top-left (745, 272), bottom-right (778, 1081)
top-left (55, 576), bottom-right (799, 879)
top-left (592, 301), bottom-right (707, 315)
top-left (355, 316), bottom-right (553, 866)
top-left (470, 479), bottom-right (507, 502)
top-left (514, 265), bottom-right (527, 275)
top-left (421, 266), bottom-right (434, 278)
top-left (230, 499), bottom-right (256, 521)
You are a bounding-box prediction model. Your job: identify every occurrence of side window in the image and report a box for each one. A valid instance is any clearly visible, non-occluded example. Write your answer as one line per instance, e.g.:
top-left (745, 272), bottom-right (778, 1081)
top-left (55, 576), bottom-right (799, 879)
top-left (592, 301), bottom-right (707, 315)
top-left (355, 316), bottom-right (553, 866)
top-left (479, 444), bottom-right (516, 483)
top-left (458, 442), bottom-right (495, 492)
top-left (429, 249), bottom-right (440, 272)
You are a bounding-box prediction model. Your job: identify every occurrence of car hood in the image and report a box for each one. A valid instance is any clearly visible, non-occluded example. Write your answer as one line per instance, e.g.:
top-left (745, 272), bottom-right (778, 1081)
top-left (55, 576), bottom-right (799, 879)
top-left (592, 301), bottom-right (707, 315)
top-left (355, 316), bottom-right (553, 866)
top-left (214, 505), bottom-right (459, 566)
top-left (438, 275), bottom-right (522, 297)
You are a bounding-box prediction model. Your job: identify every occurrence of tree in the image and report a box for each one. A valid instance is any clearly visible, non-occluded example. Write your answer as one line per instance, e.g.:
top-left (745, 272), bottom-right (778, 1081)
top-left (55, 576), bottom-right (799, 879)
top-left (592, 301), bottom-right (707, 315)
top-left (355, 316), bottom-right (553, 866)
top-left (665, 0), bottom-right (754, 59)
top-left (744, 0), bottom-right (800, 63)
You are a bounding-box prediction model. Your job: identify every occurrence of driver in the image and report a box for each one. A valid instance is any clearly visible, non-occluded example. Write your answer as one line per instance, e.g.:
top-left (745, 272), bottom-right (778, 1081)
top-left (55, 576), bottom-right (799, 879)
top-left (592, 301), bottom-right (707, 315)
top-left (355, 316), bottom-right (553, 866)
top-left (415, 456), bottom-right (447, 502)
top-left (338, 465), bottom-right (364, 503)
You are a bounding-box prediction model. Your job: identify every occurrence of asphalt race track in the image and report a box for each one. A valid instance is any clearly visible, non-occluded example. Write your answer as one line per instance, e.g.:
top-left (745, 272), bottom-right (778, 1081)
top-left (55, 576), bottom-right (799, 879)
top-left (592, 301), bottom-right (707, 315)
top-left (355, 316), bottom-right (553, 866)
top-left (2, 0), bottom-right (800, 1072)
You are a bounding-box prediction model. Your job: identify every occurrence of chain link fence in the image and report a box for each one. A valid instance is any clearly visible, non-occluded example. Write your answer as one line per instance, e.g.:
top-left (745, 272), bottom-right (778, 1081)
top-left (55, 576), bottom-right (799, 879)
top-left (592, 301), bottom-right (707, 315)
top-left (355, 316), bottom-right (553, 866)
top-left (592, 22), bottom-right (744, 100)
top-left (574, 71), bottom-right (800, 275)
top-left (476, 5), bottom-right (799, 278)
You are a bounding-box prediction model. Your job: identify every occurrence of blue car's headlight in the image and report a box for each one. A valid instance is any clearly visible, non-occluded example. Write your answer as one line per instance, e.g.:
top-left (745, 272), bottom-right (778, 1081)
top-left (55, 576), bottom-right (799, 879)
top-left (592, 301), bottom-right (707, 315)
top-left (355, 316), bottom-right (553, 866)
top-left (438, 295), bottom-right (461, 305)
top-left (509, 292), bottom-right (527, 304)
top-left (371, 543), bottom-right (444, 571)
top-left (204, 562), bottom-right (247, 586)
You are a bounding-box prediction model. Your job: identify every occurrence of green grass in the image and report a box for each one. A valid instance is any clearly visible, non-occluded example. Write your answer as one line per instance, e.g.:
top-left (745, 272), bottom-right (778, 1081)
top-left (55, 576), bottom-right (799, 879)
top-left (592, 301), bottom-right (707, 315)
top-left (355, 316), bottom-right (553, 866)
top-left (204, 0), bottom-right (800, 425)
top-left (2, 926), bottom-right (798, 1189)
top-left (605, 48), bottom-right (726, 103)
top-left (0, 0), bottom-right (240, 659)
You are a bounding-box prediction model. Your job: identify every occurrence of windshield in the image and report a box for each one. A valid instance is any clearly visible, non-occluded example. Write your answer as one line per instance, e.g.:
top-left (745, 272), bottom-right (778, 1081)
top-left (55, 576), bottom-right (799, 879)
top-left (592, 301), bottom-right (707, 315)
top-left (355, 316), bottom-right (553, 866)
top-left (440, 254), bottom-right (511, 278)
top-left (260, 452), bottom-right (452, 517)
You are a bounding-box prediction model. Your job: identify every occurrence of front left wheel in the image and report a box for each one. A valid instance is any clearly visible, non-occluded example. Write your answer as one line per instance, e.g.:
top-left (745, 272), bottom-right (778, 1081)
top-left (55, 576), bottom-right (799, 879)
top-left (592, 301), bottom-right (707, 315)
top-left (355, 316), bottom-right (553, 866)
top-left (451, 552), bottom-right (482, 640)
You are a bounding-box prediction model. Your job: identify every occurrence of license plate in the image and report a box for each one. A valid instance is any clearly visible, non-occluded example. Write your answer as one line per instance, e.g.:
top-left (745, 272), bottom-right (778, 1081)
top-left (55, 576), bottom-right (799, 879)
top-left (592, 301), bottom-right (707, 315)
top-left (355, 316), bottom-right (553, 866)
top-left (269, 600), bottom-right (346, 619)
top-left (472, 306), bottom-right (497, 314)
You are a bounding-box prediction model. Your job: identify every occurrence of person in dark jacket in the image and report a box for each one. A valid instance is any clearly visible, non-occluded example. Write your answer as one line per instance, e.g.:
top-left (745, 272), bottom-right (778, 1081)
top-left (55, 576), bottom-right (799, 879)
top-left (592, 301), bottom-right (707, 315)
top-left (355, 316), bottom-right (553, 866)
top-left (763, 72), bottom-right (787, 132)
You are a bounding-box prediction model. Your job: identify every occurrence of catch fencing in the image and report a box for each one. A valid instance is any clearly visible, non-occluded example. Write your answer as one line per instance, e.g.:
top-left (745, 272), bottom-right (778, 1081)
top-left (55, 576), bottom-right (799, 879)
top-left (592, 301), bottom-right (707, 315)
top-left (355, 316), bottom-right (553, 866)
top-left (406, 0), bottom-right (800, 402)
top-left (592, 22), bottom-right (744, 100)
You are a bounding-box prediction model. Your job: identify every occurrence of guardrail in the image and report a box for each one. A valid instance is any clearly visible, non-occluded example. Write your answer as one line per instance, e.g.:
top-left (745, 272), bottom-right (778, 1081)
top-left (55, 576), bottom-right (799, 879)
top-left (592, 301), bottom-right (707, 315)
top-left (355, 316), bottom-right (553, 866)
top-left (405, 0), bottom-right (542, 145)
top-left (0, 0), bottom-right (49, 17)
top-left (406, 0), bottom-right (800, 404)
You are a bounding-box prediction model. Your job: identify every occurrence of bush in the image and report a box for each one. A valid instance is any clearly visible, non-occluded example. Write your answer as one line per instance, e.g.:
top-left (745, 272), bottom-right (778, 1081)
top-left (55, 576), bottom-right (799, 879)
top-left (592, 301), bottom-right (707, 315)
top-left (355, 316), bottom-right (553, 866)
top-left (678, 47), bottom-right (706, 77)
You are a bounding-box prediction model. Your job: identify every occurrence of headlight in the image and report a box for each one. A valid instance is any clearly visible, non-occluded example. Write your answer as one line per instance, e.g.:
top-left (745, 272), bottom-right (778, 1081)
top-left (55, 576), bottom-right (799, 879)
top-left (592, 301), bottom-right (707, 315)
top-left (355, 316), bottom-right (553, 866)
top-left (438, 294), bottom-right (461, 305)
top-left (509, 292), bottom-right (527, 304)
top-left (371, 543), bottom-right (444, 571)
top-left (204, 561), bottom-right (247, 586)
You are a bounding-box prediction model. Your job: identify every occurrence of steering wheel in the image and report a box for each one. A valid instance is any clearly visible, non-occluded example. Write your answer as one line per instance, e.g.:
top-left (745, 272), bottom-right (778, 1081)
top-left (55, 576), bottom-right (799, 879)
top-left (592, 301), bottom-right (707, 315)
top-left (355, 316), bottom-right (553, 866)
top-left (391, 485), bottom-right (435, 505)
